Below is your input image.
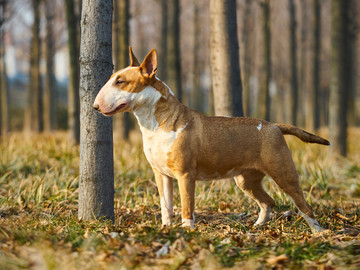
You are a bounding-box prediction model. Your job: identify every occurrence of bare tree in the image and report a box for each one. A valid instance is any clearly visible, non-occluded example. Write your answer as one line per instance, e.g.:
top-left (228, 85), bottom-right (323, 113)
top-left (78, 0), bottom-right (114, 220)
top-left (259, 0), bottom-right (271, 121)
top-left (299, 0), bottom-right (309, 128)
top-left (242, 0), bottom-right (252, 117)
top-left (329, 0), bottom-right (352, 156)
top-left (167, 0), bottom-right (182, 101)
top-left (210, 0), bottom-right (244, 116)
top-left (65, 0), bottom-right (80, 144)
top-left (312, 0), bottom-right (321, 131)
top-left (159, 0), bottom-right (168, 81)
top-left (113, 0), bottom-right (131, 140)
top-left (191, 0), bottom-right (203, 113)
top-left (0, 0), bottom-right (9, 136)
top-left (44, 0), bottom-right (56, 132)
top-left (24, 0), bottom-right (42, 134)
top-left (289, 0), bottom-right (298, 126)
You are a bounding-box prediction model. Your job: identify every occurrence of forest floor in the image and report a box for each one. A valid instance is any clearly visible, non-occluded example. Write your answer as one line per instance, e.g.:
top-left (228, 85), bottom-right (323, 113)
top-left (0, 129), bottom-right (359, 269)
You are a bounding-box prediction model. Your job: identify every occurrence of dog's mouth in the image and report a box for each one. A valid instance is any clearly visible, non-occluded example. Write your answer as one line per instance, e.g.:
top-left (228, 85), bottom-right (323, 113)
top-left (103, 103), bottom-right (127, 116)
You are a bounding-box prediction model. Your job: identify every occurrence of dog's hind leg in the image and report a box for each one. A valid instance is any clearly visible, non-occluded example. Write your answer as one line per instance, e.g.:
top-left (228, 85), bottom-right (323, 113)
top-left (154, 169), bottom-right (174, 226)
top-left (263, 145), bottom-right (323, 232)
top-left (234, 170), bottom-right (275, 226)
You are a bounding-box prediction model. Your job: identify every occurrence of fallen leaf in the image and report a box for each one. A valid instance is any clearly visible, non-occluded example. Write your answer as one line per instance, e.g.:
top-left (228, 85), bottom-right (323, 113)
top-left (266, 254), bottom-right (288, 265)
top-left (156, 241), bottom-right (170, 258)
top-left (336, 213), bottom-right (350, 221)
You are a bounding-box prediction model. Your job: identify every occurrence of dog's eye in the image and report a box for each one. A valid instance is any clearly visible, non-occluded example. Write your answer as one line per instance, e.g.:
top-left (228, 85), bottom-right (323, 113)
top-left (116, 80), bottom-right (125, 85)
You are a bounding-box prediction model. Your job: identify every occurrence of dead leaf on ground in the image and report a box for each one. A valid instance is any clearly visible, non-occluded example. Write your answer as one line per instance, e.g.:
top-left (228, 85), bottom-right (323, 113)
top-left (266, 254), bottom-right (288, 265)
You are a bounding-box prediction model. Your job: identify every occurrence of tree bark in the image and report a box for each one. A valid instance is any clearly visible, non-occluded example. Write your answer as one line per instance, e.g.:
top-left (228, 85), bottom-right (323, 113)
top-left (44, 0), bottom-right (56, 132)
top-left (79, 0), bottom-right (114, 221)
top-left (242, 0), bottom-right (252, 117)
top-left (24, 0), bottom-right (42, 134)
top-left (259, 0), bottom-right (271, 121)
top-left (329, 0), bottom-right (351, 157)
top-left (299, 0), bottom-right (309, 128)
top-left (312, 0), bottom-right (321, 131)
top-left (113, 0), bottom-right (131, 141)
top-left (210, 0), bottom-right (244, 117)
top-left (0, 0), bottom-right (9, 136)
top-left (347, 0), bottom-right (358, 126)
top-left (167, 0), bottom-right (182, 101)
top-left (289, 0), bottom-right (298, 126)
top-left (191, 0), bottom-right (203, 113)
top-left (159, 0), bottom-right (168, 81)
top-left (65, 0), bottom-right (80, 144)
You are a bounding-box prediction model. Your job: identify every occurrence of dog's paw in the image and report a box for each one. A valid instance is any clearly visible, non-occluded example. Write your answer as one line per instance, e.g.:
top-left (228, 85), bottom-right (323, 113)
top-left (181, 219), bottom-right (195, 229)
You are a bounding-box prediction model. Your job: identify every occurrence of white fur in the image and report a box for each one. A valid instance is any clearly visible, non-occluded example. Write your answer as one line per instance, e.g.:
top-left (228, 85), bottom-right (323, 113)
top-left (161, 176), bottom-right (173, 226)
top-left (182, 218), bottom-right (194, 229)
top-left (300, 211), bottom-right (323, 232)
top-left (156, 76), bottom-right (174, 96)
top-left (257, 123), bottom-right (262, 131)
top-left (132, 88), bottom-right (188, 177)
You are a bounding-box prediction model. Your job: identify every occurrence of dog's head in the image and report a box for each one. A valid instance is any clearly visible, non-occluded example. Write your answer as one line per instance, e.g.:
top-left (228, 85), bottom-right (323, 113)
top-left (93, 47), bottom-right (159, 116)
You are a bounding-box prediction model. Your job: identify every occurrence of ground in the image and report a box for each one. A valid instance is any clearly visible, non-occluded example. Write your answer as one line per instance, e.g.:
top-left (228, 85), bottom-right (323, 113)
top-left (0, 129), bottom-right (359, 269)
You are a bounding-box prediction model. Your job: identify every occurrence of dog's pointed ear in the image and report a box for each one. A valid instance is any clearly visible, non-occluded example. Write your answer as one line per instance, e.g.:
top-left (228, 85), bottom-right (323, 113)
top-left (140, 49), bottom-right (157, 78)
top-left (129, 46), bottom-right (140, 67)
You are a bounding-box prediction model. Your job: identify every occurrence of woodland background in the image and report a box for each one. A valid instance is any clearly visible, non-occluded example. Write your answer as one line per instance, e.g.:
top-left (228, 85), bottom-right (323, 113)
top-left (0, 0), bottom-right (359, 155)
top-left (0, 0), bottom-right (360, 269)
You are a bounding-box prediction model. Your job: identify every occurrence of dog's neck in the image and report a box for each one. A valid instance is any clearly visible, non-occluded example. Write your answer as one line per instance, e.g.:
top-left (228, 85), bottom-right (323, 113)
top-left (133, 78), bottom-right (181, 133)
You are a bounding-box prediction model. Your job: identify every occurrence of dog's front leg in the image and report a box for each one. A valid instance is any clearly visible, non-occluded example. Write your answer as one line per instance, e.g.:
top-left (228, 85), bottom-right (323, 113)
top-left (178, 174), bottom-right (196, 229)
top-left (154, 169), bottom-right (174, 226)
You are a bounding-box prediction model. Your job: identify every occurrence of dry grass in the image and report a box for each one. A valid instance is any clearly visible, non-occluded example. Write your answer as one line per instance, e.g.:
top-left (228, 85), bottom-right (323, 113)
top-left (0, 129), bottom-right (359, 269)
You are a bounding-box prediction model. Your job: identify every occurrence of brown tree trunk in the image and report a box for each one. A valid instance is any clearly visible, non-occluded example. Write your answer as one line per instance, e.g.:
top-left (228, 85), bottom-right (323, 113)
top-left (210, 0), bottom-right (244, 117)
top-left (113, 0), bottom-right (131, 141)
top-left (289, 0), bottom-right (298, 126)
top-left (0, 0), bottom-right (9, 136)
top-left (167, 0), bottom-right (182, 101)
top-left (347, 0), bottom-right (358, 126)
top-left (329, 0), bottom-right (351, 157)
top-left (259, 0), bottom-right (271, 121)
top-left (312, 0), bottom-right (321, 131)
top-left (65, 0), bottom-right (80, 144)
top-left (299, 0), bottom-right (309, 129)
top-left (242, 0), bottom-right (252, 117)
top-left (191, 0), bottom-right (203, 113)
top-left (159, 0), bottom-right (168, 81)
top-left (24, 0), bottom-right (42, 134)
top-left (79, 0), bottom-right (114, 221)
top-left (44, 0), bottom-right (56, 132)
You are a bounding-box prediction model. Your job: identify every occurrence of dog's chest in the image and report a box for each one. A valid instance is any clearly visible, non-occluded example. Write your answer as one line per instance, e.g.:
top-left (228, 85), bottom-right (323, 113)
top-left (141, 128), bottom-right (179, 178)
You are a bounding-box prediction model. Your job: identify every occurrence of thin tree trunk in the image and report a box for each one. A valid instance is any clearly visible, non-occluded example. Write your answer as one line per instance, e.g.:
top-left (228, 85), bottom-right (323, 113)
top-left (65, 0), bottom-right (80, 144)
top-left (24, 0), bottom-right (42, 134)
top-left (347, 0), bottom-right (358, 126)
top-left (44, 0), bottom-right (56, 132)
top-left (0, 1), bottom-right (9, 135)
top-left (329, 0), bottom-right (351, 157)
top-left (289, 0), bottom-right (298, 126)
top-left (312, 0), bottom-right (321, 131)
top-left (210, 0), bottom-right (244, 117)
top-left (113, 0), bottom-right (131, 140)
top-left (260, 0), bottom-right (271, 121)
top-left (243, 0), bottom-right (252, 117)
top-left (300, 0), bottom-right (309, 129)
top-left (79, 0), bottom-right (114, 221)
top-left (191, 0), bottom-right (203, 113)
top-left (159, 0), bottom-right (168, 81)
top-left (167, 0), bottom-right (182, 101)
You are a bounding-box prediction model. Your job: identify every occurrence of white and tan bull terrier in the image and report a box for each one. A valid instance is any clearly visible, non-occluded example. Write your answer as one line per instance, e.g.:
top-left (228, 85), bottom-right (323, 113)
top-left (93, 47), bottom-right (330, 232)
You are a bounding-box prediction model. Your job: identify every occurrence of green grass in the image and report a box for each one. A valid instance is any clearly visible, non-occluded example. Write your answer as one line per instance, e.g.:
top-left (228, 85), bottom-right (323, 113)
top-left (0, 130), bottom-right (359, 269)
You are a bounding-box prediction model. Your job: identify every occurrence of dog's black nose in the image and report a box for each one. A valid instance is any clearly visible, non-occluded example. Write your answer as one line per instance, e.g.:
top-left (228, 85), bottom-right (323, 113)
top-left (93, 103), bottom-right (100, 111)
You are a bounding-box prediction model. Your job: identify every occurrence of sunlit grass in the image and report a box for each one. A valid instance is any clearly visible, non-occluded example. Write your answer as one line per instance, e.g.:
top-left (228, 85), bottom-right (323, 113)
top-left (0, 129), bottom-right (359, 269)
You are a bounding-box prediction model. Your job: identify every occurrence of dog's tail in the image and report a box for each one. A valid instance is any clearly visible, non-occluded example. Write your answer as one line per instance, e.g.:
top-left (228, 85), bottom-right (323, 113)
top-left (275, 123), bottom-right (330, 145)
